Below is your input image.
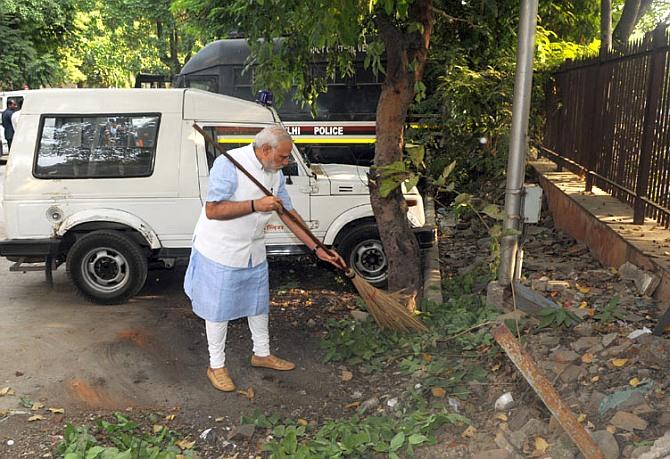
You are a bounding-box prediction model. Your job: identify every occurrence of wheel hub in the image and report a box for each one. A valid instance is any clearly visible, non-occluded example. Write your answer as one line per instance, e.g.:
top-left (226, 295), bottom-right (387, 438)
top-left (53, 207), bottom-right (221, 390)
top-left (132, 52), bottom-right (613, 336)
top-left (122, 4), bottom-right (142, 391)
top-left (82, 248), bottom-right (129, 291)
top-left (350, 239), bottom-right (387, 282)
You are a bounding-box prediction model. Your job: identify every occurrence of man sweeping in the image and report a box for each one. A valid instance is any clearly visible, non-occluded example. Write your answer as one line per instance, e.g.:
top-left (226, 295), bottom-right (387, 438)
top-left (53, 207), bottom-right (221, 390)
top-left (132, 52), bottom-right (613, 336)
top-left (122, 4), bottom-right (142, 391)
top-left (185, 125), bottom-right (344, 392)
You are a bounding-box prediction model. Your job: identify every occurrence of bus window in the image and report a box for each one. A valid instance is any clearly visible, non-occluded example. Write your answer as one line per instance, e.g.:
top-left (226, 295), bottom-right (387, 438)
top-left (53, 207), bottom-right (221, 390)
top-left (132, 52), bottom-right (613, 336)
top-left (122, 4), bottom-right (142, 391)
top-left (186, 76), bottom-right (218, 93)
top-left (233, 67), bottom-right (253, 88)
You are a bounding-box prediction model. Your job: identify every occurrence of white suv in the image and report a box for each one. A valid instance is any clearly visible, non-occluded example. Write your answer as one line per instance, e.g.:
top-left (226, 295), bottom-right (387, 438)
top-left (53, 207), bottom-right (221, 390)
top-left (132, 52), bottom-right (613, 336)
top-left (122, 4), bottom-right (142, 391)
top-left (0, 88), bottom-right (434, 303)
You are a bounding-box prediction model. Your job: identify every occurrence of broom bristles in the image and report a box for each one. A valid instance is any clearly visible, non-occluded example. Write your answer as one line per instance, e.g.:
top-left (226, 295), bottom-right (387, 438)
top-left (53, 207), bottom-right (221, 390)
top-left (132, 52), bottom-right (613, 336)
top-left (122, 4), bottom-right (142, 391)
top-left (350, 272), bottom-right (428, 333)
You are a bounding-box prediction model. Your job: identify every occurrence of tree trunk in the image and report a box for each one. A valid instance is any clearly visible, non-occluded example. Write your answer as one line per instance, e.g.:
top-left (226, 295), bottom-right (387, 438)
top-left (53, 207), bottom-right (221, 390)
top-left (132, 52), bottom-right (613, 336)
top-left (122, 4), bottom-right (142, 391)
top-left (170, 26), bottom-right (181, 74)
top-left (600, 0), bottom-right (612, 57)
top-left (613, 0), bottom-right (653, 47)
top-left (370, 0), bottom-right (432, 302)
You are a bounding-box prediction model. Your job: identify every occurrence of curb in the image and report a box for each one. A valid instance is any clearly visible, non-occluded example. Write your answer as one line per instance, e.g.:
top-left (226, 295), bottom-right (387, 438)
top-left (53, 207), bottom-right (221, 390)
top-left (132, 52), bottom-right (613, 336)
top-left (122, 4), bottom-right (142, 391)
top-left (422, 195), bottom-right (443, 304)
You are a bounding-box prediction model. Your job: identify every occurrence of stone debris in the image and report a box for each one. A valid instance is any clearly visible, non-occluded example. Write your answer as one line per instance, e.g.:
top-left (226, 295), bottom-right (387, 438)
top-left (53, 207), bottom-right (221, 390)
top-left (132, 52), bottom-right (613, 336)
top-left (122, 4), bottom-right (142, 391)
top-left (350, 309), bottom-right (369, 322)
top-left (637, 431), bottom-right (670, 459)
top-left (591, 430), bottom-right (620, 459)
top-left (618, 262), bottom-right (660, 296)
top-left (227, 424), bottom-right (255, 441)
top-left (437, 207), bottom-right (670, 459)
top-left (609, 411), bottom-right (649, 431)
top-left (494, 392), bottom-right (514, 411)
top-left (472, 449), bottom-right (514, 459)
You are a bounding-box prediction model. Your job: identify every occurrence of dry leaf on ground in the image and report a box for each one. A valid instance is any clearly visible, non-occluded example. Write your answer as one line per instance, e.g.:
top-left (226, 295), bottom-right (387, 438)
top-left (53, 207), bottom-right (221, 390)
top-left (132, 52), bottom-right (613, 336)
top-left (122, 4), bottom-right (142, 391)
top-left (165, 414), bottom-right (177, 421)
top-left (611, 358), bottom-right (628, 367)
top-left (48, 408), bottom-right (65, 414)
top-left (534, 436), bottom-right (550, 455)
top-left (576, 284), bottom-right (591, 294)
top-left (237, 387), bottom-right (255, 401)
top-left (461, 425), bottom-right (477, 438)
top-left (0, 387), bottom-right (15, 396)
top-left (31, 403), bottom-right (44, 411)
top-left (28, 415), bottom-right (44, 422)
top-left (297, 419), bottom-right (308, 426)
top-left (344, 401), bottom-right (360, 409)
top-left (629, 377), bottom-right (641, 387)
top-left (431, 387), bottom-right (446, 398)
top-left (581, 353), bottom-right (593, 363)
top-left (340, 370), bottom-right (353, 382)
top-left (175, 439), bottom-right (196, 450)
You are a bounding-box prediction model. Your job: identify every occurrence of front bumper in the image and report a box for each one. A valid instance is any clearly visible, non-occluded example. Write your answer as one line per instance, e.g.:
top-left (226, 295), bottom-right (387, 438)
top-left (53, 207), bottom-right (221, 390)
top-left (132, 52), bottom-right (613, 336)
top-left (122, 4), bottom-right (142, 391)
top-left (413, 225), bottom-right (436, 249)
top-left (0, 238), bottom-right (62, 258)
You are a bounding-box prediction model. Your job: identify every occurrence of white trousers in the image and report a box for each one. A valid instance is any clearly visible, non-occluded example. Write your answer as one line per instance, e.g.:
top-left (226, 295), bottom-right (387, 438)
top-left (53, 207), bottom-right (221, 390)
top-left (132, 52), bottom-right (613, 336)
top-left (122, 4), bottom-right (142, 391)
top-left (205, 314), bottom-right (270, 369)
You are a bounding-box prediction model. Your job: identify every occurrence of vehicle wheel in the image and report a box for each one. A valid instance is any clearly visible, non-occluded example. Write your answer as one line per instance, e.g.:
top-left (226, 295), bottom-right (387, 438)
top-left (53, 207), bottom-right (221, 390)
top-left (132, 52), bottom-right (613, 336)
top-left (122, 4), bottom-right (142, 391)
top-left (337, 224), bottom-right (388, 288)
top-left (67, 230), bottom-right (148, 304)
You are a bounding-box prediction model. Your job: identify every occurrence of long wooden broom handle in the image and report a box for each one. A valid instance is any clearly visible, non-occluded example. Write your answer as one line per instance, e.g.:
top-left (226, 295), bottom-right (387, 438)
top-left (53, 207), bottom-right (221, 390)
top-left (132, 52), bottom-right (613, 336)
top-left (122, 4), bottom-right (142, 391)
top-left (193, 124), bottom-right (348, 271)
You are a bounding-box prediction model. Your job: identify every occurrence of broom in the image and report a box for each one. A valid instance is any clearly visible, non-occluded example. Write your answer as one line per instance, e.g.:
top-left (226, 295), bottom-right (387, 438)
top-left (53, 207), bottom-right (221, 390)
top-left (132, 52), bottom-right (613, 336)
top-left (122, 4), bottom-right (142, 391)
top-left (193, 124), bottom-right (427, 333)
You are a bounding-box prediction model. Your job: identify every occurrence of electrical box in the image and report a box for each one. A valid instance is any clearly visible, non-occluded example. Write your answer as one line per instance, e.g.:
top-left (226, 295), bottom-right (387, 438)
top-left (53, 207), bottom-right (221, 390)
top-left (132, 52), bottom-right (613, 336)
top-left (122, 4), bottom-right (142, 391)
top-left (521, 184), bottom-right (543, 224)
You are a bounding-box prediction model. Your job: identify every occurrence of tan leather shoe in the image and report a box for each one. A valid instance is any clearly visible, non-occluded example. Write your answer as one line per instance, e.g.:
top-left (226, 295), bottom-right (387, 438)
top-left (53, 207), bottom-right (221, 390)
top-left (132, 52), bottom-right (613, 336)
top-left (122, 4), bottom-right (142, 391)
top-left (251, 354), bottom-right (295, 371)
top-left (207, 367), bottom-right (236, 392)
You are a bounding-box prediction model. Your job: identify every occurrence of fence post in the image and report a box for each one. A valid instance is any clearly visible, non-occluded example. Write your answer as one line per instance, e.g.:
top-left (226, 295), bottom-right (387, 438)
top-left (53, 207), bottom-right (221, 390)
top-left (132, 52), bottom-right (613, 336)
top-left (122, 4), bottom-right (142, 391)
top-left (585, 61), bottom-right (602, 192)
top-left (634, 26), bottom-right (667, 224)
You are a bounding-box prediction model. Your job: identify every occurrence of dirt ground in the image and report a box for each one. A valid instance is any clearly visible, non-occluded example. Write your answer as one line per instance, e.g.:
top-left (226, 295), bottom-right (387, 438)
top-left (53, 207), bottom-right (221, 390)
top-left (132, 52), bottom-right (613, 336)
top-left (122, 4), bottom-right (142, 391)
top-left (2, 163), bottom-right (670, 458)
top-left (0, 243), bottom-right (364, 458)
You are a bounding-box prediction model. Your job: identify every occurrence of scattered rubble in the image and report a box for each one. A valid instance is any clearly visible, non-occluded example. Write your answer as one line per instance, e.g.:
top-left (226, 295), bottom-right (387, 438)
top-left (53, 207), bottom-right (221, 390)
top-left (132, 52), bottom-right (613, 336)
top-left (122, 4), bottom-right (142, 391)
top-left (438, 207), bottom-right (670, 458)
top-left (618, 262), bottom-right (660, 296)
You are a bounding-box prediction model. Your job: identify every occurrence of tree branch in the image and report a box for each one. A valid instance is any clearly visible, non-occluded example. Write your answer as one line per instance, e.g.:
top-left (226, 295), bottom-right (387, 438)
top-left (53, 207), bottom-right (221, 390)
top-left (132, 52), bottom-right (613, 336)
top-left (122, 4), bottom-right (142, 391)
top-left (431, 6), bottom-right (475, 27)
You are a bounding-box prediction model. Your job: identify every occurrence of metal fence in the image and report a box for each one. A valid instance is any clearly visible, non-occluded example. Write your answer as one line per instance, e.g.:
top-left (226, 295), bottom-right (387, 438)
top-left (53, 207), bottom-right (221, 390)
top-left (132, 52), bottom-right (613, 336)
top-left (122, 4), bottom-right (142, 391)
top-left (542, 25), bottom-right (670, 226)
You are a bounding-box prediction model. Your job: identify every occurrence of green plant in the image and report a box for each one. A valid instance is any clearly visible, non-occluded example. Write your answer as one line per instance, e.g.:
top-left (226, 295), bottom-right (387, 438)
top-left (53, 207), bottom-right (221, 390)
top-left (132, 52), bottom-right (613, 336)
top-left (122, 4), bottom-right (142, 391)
top-left (321, 271), bottom-right (498, 368)
top-left (56, 412), bottom-right (198, 458)
top-left (594, 297), bottom-right (626, 323)
top-left (537, 307), bottom-right (582, 329)
top-left (257, 410), bottom-right (467, 459)
top-left (306, 271), bottom-right (496, 457)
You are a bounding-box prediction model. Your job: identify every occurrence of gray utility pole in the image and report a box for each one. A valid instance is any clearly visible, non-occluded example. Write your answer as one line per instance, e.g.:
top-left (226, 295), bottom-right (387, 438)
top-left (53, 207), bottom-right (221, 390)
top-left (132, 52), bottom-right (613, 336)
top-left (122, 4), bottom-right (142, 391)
top-left (497, 0), bottom-right (539, 286)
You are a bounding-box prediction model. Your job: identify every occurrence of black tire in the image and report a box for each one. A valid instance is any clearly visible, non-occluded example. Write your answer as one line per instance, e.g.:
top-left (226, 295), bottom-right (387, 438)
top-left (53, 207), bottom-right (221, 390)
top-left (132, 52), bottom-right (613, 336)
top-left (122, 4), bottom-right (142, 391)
top-left (337, 223), bottom-right (388, 287)
top-left (66, 230), bottom-right (148, 304)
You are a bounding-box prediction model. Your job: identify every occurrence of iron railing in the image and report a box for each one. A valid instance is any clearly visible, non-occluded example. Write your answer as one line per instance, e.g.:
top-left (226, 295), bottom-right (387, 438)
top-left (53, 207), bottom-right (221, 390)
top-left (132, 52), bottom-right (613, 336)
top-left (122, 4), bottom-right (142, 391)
top-left (542, 25), bottom-right (670, 226)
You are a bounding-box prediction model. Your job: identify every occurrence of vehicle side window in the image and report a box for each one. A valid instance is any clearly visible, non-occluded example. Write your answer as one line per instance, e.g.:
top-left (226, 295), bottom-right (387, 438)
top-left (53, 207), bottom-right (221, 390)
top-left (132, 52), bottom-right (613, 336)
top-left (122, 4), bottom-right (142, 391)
top-left (203, 125), bottom-right (302, 177)
top-left (34, 114), bottom-right (160, 179)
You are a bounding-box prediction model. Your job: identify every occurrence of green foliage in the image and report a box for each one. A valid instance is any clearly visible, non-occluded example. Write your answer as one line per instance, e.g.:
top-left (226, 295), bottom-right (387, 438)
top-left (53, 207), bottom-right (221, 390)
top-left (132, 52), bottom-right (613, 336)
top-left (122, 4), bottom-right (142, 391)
top-left (594, 297), bottom-right (626, 324)
top-left (0, 0), bottom-right (76, 89)
top-left (322, 269), bottom-right (498, 367)
top-left (376, 144), bottom-right (426, 198)
top-left (537, 306), bottom-right (582, 329)
top-left (18, 395), bottom-right (33, 408)
top-left (261, 272), bottom-right (495, 457)
top-left (409, 0), bottom-right (603, 196)
top-left (66, 0), bottom-right (199, 87)
top-left (245, 409), bottom-right (465, 459)
top-left (57, 412), bottom-right (198, 458)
